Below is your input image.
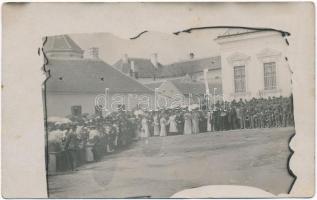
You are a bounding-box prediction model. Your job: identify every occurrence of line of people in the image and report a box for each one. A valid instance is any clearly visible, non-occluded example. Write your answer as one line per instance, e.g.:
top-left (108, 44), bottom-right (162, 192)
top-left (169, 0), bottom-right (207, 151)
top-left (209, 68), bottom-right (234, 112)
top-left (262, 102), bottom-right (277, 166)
top-left (47, 95), bottom-right (294, 172)
top-left (138, 96), bottom-right (294, 137)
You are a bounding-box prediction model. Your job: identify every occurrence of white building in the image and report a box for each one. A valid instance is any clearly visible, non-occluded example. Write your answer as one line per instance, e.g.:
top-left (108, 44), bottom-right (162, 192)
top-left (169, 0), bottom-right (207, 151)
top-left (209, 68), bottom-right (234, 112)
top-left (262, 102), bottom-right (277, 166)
top-left (215, 29), bottom-right (292, 101)
top-left (44, 35), bottom-right (154, 117)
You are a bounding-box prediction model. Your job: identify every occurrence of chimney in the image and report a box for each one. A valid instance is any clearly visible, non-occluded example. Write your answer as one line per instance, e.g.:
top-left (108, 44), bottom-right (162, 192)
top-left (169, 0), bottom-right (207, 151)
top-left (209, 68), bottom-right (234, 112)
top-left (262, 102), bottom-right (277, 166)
top-left (150, 53), bottom-right (158, 68)
top-left (189, 52), bottom-right (195, 60)
top-left (122, 54), bottom-right (129, 63)
top-left (130, 60), bottom-right (135, 72)
top-left (84, 47), bottom-right (99, 59)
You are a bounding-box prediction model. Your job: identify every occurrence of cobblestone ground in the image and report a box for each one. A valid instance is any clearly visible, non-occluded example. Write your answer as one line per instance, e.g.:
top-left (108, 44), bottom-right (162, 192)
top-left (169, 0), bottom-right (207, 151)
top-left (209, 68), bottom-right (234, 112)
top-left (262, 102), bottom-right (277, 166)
top-left (48, 127), bottom-right (295, 198)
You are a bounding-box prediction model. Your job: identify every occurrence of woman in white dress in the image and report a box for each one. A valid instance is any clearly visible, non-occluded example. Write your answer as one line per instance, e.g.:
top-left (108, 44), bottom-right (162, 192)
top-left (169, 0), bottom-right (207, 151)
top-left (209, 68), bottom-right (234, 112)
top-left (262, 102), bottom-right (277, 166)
top-left (160, 114), bottom-right (167, 137)
top-left (184, 112), bottom-right (192, 135)
top-left (86, 127), bottom-right (99, 162)
top-left (207, 111), bottom-right (212, 132)
top-left (168, 114), bottom-right (178, 134)
top-left (153, 113), bottom-right (160, 136)
top-left (141, 115), bottom-right (150, 138)
top-left (192, 111), bottom-right (200, 134)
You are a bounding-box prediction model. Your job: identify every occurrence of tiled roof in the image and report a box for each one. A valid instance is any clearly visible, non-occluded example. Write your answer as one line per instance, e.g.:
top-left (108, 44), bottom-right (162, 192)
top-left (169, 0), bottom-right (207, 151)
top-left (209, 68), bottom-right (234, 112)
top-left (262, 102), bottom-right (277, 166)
top-left (144, 82), bottom-right (164, 90)
top-left (113, 58), bottom-right (164, 78)
top-left (46, 59), bottom-right (154, 94)
top-left (170, 79), bottom-right (222, 96)
top-left (44, 35), bottom-right (84, 54)
top-left (161, 56), bottom-right (221, 78)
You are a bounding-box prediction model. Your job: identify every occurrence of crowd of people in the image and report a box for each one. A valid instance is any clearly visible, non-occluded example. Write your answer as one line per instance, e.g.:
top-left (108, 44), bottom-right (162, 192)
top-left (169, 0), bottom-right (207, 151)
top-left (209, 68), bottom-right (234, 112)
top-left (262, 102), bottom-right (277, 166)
top-left (47, 95), bottom-right (294, 172)
top-left (47, 112), bottom-right (137, 172)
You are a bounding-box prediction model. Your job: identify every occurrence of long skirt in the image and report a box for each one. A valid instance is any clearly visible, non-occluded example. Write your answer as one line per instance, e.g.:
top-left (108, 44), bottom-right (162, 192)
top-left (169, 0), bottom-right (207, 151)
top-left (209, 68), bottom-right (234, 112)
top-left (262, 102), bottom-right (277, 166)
top-left (207, 118), bottom-right (212, 132)
top-left (184, 120), bottom-right (192, 135)
top-left (85, 146), bottom-right (94, 162)
top-left (160, 125), bottom-right (167, 137)
top-left (153, 125), bottom-right (160, 136)
top-left (192, 120), bottom-right (200, 134)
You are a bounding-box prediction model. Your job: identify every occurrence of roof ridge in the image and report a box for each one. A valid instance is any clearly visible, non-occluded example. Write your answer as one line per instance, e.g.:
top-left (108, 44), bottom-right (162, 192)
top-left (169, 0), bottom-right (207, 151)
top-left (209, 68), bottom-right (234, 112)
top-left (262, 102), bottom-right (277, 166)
top-left (165, 56), bottom-right (220, 66)
top-left (101, 59), bottom-right (154, 93)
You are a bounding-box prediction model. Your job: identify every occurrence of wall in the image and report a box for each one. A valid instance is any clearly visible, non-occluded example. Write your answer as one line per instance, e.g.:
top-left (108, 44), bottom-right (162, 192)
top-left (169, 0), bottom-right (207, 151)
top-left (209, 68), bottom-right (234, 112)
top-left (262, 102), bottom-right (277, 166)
top-left (46, 92), bottom-right (155, 117)
top-left (217, 31), bottom-right (292, 101)
top-left (155, 81), bottom-right (189, 107)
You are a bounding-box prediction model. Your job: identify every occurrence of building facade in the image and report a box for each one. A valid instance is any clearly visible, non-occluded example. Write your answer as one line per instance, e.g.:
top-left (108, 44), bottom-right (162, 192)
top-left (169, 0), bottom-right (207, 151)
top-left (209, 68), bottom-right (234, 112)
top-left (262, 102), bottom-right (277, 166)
top-left (215, 29), bottom-right (292, 101)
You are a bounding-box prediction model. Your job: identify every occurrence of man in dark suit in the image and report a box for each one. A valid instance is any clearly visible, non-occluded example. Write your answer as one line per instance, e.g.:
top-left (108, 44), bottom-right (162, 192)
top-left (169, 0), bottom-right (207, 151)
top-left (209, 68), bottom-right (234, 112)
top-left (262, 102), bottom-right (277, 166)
top-left (65, 125), bottom-right (79, 171)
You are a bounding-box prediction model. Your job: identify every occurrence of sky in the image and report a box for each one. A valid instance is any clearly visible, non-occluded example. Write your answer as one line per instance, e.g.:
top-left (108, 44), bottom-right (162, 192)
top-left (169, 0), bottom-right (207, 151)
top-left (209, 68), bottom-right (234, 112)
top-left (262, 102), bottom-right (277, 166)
top-left (70, 29), bottom-right (223, 65)
top-left (64, 3), bottom-right (307, 66)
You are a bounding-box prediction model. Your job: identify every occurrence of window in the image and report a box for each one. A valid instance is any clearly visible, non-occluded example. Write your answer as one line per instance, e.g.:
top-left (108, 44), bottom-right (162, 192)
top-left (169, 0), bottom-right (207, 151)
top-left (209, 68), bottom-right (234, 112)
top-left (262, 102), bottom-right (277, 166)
top-left (234, 66), bottom-right (246, 93)
top-left (71, 105), bottom-right (82, 116)
top-left (263, 62), bottom-right (277, 90)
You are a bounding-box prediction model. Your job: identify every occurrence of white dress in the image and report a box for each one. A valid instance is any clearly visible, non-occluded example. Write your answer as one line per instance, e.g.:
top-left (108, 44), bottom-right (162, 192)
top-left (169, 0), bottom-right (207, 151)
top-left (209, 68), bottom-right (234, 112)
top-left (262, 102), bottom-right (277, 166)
top-left (153, 115), bottom-right (160, 136)
top-left (192, 112), bottom-right (200, 134)
top-left (160, 117), bottom-right (167, 137)
top-left (207, 111), bottom-right (212, 132)
top-left (168, 115), bottom-right (178, 133)
top-left (86, 129), bottom-right (97, 162)
top-left (184, 113), bottom-right (192, 135)
top-left (85, 145), bottom-right (94, 162)
top-left (141, 118), bottom-right (150, 138)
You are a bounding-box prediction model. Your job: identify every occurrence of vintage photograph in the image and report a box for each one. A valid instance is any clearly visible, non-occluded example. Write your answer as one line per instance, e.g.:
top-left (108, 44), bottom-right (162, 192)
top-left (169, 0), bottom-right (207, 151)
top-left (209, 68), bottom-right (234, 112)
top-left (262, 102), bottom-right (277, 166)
top-left (44, 28), bottom-right (295, 198)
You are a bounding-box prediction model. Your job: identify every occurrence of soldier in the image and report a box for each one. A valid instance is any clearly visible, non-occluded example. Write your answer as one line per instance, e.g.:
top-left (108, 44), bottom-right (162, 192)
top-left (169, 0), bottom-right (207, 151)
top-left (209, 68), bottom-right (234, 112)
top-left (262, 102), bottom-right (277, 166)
top-left (104, 121), bottom-right (114, 153)
top-left (270, 108), bottom-right (275, 128)
top-left (199, 111), bottom-right (207, 133)
top-left (235, 104), bottom-right (242, 129)
top-left (241, 105), bottom-right (247, 129)
top-left (219, 107), bottom-right (225, 131)
top-left (228, 105), bottom-right (236, 130)
top-left (274, 105), bottom-right (280, 127)
top-left (245, 107), bottom-right (251, 129)
top-left (119, 116), bottom-right (129, 147)
top-left (213, 106), bottom-right (220, 131)
top-left (148, 111), bottom-right (154, 136)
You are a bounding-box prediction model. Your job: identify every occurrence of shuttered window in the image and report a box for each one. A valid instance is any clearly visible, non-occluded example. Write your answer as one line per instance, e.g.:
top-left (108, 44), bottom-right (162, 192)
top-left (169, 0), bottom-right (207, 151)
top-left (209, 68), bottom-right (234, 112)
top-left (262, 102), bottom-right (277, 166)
top-left (234, 66), bottom-right (246, 93)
